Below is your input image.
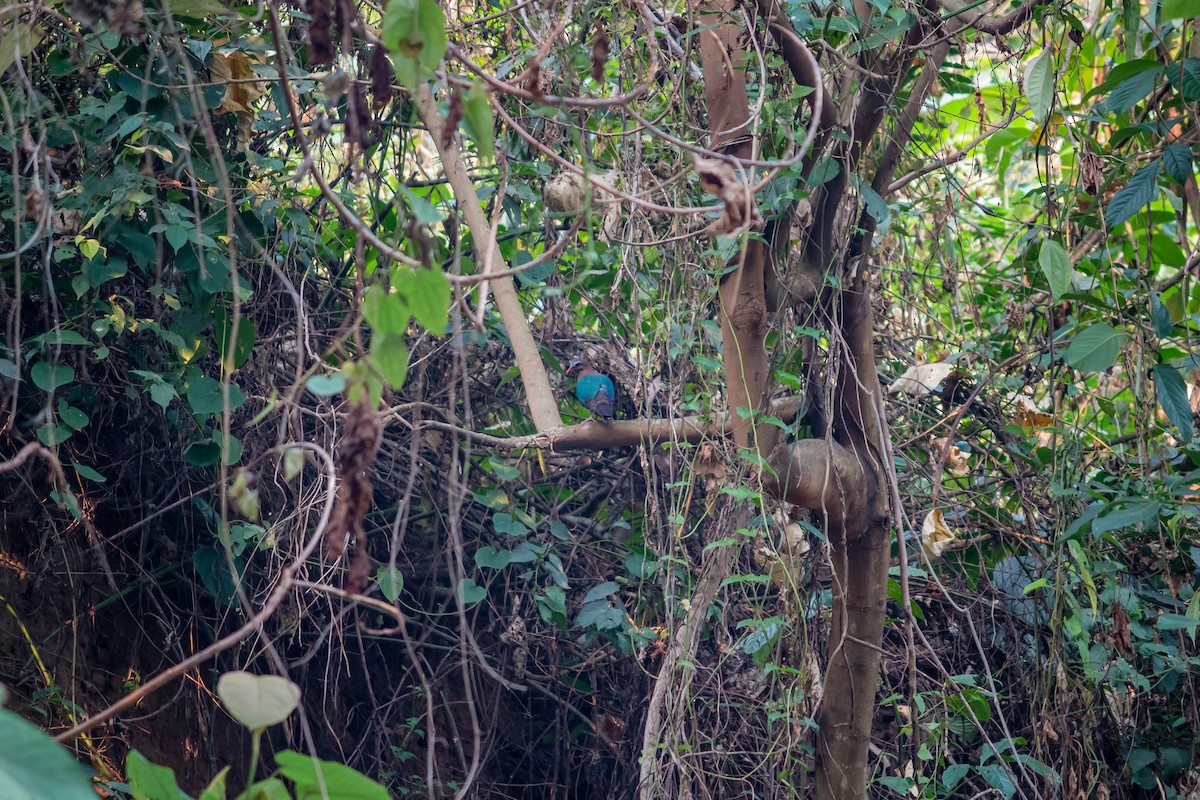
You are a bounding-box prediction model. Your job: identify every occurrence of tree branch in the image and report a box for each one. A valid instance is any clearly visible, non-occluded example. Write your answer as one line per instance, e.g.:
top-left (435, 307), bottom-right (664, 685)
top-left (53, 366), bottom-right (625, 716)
top-left (414, 84), bottom-right (563, 432)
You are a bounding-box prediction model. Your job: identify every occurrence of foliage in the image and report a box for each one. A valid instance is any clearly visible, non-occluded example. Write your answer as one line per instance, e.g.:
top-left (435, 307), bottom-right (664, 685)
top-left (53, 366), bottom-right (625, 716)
top-left (1, 0), bottom-right (1199, 797)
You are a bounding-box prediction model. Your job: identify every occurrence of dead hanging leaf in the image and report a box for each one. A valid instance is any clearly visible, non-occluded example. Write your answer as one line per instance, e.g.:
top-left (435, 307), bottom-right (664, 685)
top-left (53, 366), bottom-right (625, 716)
top-left (523, 61), bottom-right (542, 98)
top-left (1010, 393), bottom-right (1054, 429)
top-left (211, 51), bottom-right (265, 114)
top-left (693, 442), bottom-right (726, 479)
top-left (888, 361), bottom-right (954, 396)
top-left (754, 543), bottom-right (794, 592)
top-left (590, 27), bottom-right (609, 83)
top-left (327, 398), bottom-right (383, 561)
top-left (1079, 147), bottom-right (1104, 196)
top-left (306, 0), bottom-right (335, 66)
top-left (211, 51), bottom-right (266, 154)
top-left (368, 45), bottom-right (394, 111)
top-left (694, 155), bottom-right (762, 236)
top-left (346, 84), bottom-right (375, 150)
top-left (545, 171), bottom-right (586, 215)
top-left (920, 508), bottom-right (959, 560)
top-left (443, 88), bottom-right (464, 151)
top-left (930, 436), bottom-right (970, 477)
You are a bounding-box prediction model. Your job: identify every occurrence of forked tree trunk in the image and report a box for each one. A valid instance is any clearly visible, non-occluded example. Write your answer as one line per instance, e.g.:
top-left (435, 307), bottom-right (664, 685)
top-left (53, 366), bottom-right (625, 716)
top-left (692, 3), bottom-right (893, 799)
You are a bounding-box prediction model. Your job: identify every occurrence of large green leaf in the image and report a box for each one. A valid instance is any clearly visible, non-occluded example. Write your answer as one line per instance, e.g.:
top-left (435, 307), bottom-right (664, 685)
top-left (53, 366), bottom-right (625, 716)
top-left (381, 0), bottom-right (447, 90)
top-left (1024, 50), bottom-right (1054, 120)
top-left (1162, 0), bottom-right (1200, 17)
top-left (395, 266), bottom-right (449, 333)
top-left (186, 376), bottom-right (247, 416)
top-left (274, 751), bottom-right (391, 800)
top-left (1098, 67), bottom-right (1160, 114)
top-left (126, 750), bottom-right (191, 800)
top-left (1162, 142), bottom-right (1194, 184)
top-left (1105, 159), bottom-right (1161, 228)
top-left (1167, 58), bottom-right (1200, 101)
top-left (0, 709), bottom-right (97, 800)
top-left (1064, 323), bottom-right (1128, 373)
top-left (1038, 239), bottom-right (1071, 298)
top-left (216, 671), bottom-right (301, 731)
top-left (462, 80), bottom-right (495, 162)
top-left (1153, 363), bottom-right (1194, 442)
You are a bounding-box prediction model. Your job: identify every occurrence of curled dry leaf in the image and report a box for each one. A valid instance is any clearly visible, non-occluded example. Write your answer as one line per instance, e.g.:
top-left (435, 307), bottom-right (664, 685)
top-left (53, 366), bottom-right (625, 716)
top-left (888, 361), bottom-right (954, 397)
top-left (693, 156), bottom-right (762, 236)
top-left (1010, 392), bottom-right (1054, 429)
top-left (930, 436), bottom-right (970, 477)
top-left (920, 508), bottom-right (959, 560)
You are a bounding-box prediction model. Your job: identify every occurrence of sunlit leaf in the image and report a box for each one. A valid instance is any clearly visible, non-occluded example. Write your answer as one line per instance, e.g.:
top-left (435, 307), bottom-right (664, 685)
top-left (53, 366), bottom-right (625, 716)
top-left (1023, 50), bottom-right (1054, 120)
top-left (217, 671), bottom-right (301, 731)
top-left (1038, 239), bottom-right (1072, 298)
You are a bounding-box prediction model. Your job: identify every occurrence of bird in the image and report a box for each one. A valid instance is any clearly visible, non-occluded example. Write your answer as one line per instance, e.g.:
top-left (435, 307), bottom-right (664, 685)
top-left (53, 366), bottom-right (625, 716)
top-left (565, 358), bottom-right (616, 420)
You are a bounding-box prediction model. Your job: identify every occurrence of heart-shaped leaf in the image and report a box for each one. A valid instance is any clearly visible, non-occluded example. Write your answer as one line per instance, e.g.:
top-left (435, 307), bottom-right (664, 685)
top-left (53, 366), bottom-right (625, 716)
top-left (216, 671), bottom-right (301, 731)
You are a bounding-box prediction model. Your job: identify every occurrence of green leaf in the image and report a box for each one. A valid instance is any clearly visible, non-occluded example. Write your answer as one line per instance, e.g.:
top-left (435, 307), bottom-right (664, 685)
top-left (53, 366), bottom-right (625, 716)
top-left (1038, 239), bottom-right (1071, 298)
top-left (1064, 323), bottom-right (1128, 373)
top-left (398, 185), bottom-right (443, 225)
top-left (33, 329), bottom-right (89, 346)
top-left (306, 374), bottom-right (346, 396)
top-left (57, 400), bottom-right (89, 431)
top-left (381, 0), bottom-right (447, 90)
top-left (214, 310), bottom-right (256, 371)
top-left (474, 546), bottom-right (513, 569)
top-left (1099, 68), bottom-right (1160, 114)
top-left (1157, 613), bottom-right (1200, 631)
top-left (395, 267), bottom-right (450, 333)
top-left (216, 672), bottom-right (301, 731)
top-left (241, 778), bottom-right (289, 800)
top-left (0, 708), bottom-right (98, 800)
top-left (1162, 0), bottom-right (1200, 17)
top-left (165, 226), bottom-right (190, 253)
top-left (127, 750), bottom-right (191, 800)
top-left (77, 238), bottom-right (102, 260)
top-left (492, 512), bottom-right (528, 536)
top-left (37, 423), bottom-right (72, 446)
top-left (1151, 292), bottom-right (1174, 337)
top-left (186, 376), bottom-right (247, 416)
top-left (459, 577), bottom-right (487, 605)
top-left (1106, 159), bottom-right (1161, 228)
top-left (149, 381), bottom-right (178, 410)
top-left (462, 80), bottom-right (494, 162)
top-left (1167, 58), bottom-right (1200, 101)
top-left (273, 751), bottom-right (391, 800)
top-left (1093, 500), bottom-right (1160, 533)
top-left (369, 332), bottom-right (409, 388)
top-left (71, 463), bottom-right (106, 482)
top-left (362, 284), bottom-right (409, 335)
top-left (30, 360), bottom-right (75, 392)
top-left (197, 767), bottom-right (228, 800)
top-left (1154, 363), bottom-right (1194, 442)
top-left (1162, 142), bottom-right (1194, 184)
top-left (375, 565), bottom-right (404, 601)
top-left (582, 581), bottom-right (620, 604)
top-left (1024, 50), bottom-right (1054, 120)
